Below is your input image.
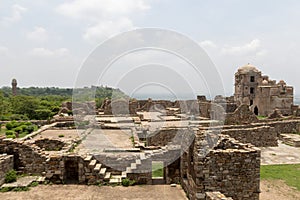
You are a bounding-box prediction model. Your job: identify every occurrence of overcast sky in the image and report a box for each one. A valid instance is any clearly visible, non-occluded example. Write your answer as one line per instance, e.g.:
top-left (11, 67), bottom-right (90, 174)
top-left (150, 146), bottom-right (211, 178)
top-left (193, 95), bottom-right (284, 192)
top-left (1, 0), bottom-right (300, 98)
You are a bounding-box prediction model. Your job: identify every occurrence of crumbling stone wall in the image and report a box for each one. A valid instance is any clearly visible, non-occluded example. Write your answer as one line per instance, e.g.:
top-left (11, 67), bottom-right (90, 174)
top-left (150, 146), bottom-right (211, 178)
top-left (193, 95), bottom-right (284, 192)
top-left (34, 139), bottom-right (65, 151)
top-left (0, 139), bottom-right (47, 173)
top-left (0, 154), bottom-right (14, 185)
top-left (221, 126), bottom-right (278, 147)
top-left (225, 104), bottom-right (258, 125)
top-left (181, 133), bottom-right (260, 200)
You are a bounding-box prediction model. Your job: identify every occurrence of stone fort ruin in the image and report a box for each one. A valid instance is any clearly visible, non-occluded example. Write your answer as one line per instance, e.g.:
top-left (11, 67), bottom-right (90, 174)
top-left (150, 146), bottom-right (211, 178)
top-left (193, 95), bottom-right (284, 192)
top-left (1, 65), bottom-right (300, 200)
top-left (234, 64), bottom-right (294, 116)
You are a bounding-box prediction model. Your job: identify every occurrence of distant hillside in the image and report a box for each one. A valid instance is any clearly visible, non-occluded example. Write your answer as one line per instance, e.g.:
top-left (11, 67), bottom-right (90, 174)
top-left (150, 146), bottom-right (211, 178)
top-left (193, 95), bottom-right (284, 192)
top-left (0, 86), bottom-right (128, 99)
top-left (0, 86), bottom-right (128, 121)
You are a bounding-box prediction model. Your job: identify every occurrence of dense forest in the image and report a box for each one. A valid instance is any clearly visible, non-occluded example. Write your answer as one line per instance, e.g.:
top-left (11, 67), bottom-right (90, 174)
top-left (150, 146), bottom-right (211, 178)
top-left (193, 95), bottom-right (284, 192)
top-left (0, 86), bottom-right (128, 121)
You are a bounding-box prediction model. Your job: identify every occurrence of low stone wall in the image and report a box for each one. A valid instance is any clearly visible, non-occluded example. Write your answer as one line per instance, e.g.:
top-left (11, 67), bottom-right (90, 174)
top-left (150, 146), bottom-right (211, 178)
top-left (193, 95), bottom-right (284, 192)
top-left (221, 126), bottom-right (278, 147)
top-left (0, 154), bottom-right (14, 185)
top-left (205, 192), bottom-right (233, 200)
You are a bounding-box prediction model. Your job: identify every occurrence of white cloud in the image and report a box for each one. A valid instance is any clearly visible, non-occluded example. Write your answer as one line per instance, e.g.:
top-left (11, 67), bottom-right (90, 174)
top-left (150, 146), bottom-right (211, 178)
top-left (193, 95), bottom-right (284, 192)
top-left (83, 18), bottom-right (134, 43)
top-left (56, 0), bottom-right (150, 44)
top-left (256, 49), bottom-right (268, 57)
top-left (0, 46), bottom-right (9, 56)
top-left (199, 40), bottom-right (217, 49)
top-left (1, 4), bottom-right (27, 24)
top-left (26, 27), bottom-right (49, 42)
top-left (221, 39), bottom-right (262, 55)
top-left (29, 48), bottom-right (70, 57)
top-left (56, 0), bottom-right (150, 21)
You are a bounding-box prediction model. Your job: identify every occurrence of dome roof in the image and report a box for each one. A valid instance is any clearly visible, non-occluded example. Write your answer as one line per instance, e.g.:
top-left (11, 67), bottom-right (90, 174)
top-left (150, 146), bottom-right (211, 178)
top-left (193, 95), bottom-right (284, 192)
top-left (278, 80), bottom-right (286, 85)
top-left (237, 64), bottom-right (260, 74)
top-left (262, 80), bottom-right (268, 85)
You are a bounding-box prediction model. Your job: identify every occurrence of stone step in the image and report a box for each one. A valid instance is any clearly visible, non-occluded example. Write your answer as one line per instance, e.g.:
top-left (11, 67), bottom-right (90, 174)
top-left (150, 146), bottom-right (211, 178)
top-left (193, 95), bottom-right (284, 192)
top-left (136, 159), bottom-right (141, 165)
top-left (121, 171), bottom-right (127, 179)
top-left (89, 160), bottom-right (97, 168)
top-left (126, 167), bottom-right (132, 173)
top-left (99, 168), bottom-right (107, 176)
top-left (104, 172), bottom-right (111, 181)
top-left (140, 153), bottom-right (146, 160)
top-left (84, 155), bottom-right (93, 162)
top-left (94, 164), bottom-right (102, 172)
top-left (37, 176), bottom-right (45, 183)
top-left (109, 175), bottom-right (122, 184)
top-left (131, 163), bottom-right (137, 169)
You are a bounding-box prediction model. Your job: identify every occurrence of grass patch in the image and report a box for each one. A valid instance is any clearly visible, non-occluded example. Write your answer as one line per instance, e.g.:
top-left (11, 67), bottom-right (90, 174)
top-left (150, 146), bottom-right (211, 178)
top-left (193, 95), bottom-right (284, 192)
top-left (257, 115), bottom-right (267, 120)
top-left (261, 164), bottom-right (300, 191)
top-left (152, 162), bottom-right (164, 178)
top-left (0, 186), bottom-right (30, 193)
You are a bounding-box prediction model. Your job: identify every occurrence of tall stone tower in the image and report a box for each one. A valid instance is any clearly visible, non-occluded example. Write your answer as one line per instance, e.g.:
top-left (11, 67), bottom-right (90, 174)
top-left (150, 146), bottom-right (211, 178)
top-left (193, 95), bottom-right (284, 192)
top-left (234, 64), bottom-right (262, 107)
top-left (12, 79), bottom-right (17, 96)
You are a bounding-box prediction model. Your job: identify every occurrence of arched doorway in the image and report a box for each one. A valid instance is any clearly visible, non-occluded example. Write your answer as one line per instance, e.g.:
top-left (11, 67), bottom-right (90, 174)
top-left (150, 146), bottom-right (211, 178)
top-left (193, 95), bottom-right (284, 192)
top-left (254, 106), bottom-right (259, 116)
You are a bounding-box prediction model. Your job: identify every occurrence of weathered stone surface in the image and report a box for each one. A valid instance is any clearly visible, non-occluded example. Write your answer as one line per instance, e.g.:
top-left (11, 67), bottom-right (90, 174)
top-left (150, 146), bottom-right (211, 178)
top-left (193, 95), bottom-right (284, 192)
top-left (225, 104), bottom-right (258, 125)
top-left (0, 154), bottom-right (13, 185)
top-left (205, 192), bottom-right (233, 200)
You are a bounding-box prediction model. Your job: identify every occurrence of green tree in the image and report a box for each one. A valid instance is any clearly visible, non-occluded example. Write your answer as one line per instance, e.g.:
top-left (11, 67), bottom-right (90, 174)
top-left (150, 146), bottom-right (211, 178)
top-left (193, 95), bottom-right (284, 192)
top-left (10, 96), bottom-right (39, 119)
top-left (35, 109), bottom-right (52, 120)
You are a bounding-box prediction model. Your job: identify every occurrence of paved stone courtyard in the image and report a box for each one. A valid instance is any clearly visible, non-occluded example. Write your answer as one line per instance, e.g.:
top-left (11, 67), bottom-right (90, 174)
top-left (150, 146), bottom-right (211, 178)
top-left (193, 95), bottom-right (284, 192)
top-left (260, 140), bottom-right (300, 165)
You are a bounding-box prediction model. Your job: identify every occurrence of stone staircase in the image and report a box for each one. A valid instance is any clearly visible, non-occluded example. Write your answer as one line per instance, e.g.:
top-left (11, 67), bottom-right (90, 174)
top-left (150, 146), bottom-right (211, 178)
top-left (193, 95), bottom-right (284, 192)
top-left (121, 144), bottom-right (181, 180)
top-left (83, 155), bottom-right (112, 184)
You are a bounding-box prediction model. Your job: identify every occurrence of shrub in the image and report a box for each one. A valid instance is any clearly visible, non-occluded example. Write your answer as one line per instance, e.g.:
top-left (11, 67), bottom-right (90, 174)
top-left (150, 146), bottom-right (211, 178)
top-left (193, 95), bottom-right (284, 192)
top-left (14, 127), bottom-right (23, 133)
top-left (122, 178), bottom-right (130, 187)
top-left (19, 125), bottom-right (28, 131)
top-left (58, 134), bottom-right (64, 138)
top-left (6, 134), bottom-right (16, 139)
top-left (30, 181), bottom-right (39, 187)
top-left (25, 125), bottom-right (35, 133)
top-left (5, 130), bottom-right (14, 136)
top-left (24, 122), bottom-right (32, 126)
top-left (5, 170), bottom-right (17, 183)
top-left (5, 122), bottom-right (13, 130)
top-left (121, 178), bottom-right (135, 187)
top-left (11, 121), bottom-right (20, 129)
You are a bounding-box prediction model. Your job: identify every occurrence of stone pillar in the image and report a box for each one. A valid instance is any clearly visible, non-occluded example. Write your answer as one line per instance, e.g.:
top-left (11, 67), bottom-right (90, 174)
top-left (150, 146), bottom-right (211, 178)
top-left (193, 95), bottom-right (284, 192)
top-left (12, 79), bottom-right (17, 96)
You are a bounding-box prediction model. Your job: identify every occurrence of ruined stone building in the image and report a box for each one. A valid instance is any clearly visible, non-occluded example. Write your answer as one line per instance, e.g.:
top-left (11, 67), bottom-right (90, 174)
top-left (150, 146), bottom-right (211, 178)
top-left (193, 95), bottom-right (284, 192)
top-left (234, 64), bottom-right (294, 116)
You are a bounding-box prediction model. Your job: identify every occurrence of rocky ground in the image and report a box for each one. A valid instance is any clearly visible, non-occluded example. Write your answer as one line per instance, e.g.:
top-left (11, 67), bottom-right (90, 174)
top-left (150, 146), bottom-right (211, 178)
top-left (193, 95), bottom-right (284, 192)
top-left (260, 179), bottom-right (300, 200)
top-left (0, 180), bottom-right (300, 200)
top-left (0, 184), bottom-right (187, 200)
